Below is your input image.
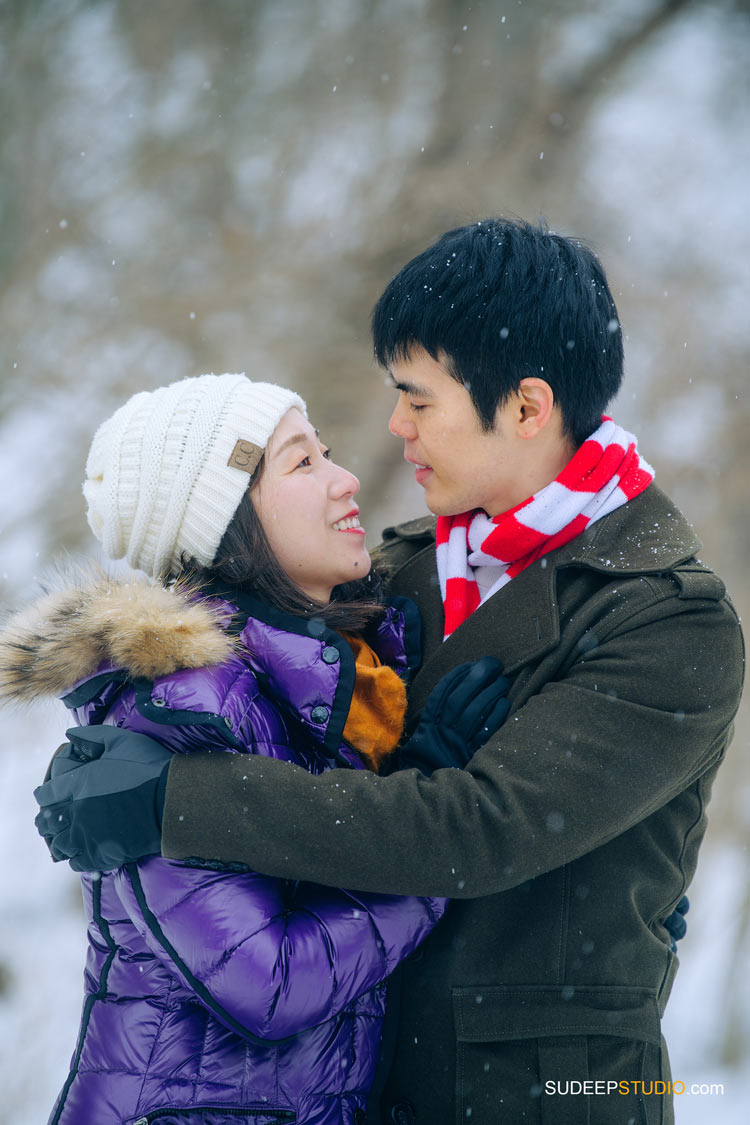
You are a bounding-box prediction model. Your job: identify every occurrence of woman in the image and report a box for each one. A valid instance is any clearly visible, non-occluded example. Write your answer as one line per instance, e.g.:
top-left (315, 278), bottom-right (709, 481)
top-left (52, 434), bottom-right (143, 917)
top-left (0, 374), bottom-right (508, 1125)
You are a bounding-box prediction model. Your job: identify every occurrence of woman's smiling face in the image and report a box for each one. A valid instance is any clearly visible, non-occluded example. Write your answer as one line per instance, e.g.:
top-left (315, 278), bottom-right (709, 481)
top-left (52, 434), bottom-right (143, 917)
top-left (251, 408), bottom-right (371, 603)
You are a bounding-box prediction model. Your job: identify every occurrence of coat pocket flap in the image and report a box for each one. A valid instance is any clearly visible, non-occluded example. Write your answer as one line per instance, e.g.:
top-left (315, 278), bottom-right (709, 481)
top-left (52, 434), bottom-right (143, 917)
top-left (452, 984), bottom-right (661, 1046)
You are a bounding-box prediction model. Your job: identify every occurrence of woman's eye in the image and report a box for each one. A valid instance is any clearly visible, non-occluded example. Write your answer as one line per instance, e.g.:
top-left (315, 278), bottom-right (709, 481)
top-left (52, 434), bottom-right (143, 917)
top-left (409, 401), bottom-right (426, 412)
top-left (295, 448), bottom-right (330, 468)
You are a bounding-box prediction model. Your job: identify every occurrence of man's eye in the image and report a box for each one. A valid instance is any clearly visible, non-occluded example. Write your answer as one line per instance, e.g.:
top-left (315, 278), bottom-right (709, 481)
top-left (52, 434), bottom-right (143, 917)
top-left (409, 401), bottom-right (426, 412)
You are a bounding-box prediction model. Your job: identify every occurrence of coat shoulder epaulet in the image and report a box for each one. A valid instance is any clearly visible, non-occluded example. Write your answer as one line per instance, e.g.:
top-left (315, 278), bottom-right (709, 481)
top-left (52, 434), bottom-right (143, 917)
top-left (669, 561), bottom-right (726, 602)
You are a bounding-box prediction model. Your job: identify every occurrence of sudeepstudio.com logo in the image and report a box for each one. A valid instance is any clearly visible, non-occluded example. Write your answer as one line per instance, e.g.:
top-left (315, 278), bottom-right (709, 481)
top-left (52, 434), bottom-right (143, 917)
top-left (544, 1080), bottom-right (725, 1097)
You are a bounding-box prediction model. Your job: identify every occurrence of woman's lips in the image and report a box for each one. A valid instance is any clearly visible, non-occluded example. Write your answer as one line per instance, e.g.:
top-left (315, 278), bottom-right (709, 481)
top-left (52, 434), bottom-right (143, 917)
top-left (332, 513), bottom-right (365, 534)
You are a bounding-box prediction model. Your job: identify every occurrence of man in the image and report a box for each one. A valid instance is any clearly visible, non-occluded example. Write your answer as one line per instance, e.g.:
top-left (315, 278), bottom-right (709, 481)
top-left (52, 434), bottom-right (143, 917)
top-left (34, 218), bottom-right (743, 1124)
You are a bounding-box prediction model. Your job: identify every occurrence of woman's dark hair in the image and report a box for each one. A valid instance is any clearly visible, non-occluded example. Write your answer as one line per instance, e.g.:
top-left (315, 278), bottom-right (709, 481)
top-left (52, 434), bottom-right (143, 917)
top-left (372, 216), bottom-right (623, 446)
top-left (175, 455), bottom-right (386, 633)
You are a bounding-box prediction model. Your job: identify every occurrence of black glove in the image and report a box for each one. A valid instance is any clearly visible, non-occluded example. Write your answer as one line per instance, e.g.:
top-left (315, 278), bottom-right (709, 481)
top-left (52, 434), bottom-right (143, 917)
top-left (664, 895), bottom-right (690, 952)
top-left (34, 725), bottom-right (172, 872)
top-left (398, 657), bottom-right (510, 776)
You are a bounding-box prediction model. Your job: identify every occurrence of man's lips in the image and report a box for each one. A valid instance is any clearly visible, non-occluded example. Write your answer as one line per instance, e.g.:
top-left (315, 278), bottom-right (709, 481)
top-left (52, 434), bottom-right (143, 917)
top-left (406, 456), bottom-right (433, 484)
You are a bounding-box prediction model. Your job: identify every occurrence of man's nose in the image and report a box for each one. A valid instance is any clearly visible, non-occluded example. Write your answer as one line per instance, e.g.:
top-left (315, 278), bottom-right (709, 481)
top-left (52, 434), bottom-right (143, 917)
top-left (389, 397), bottom-right (417, 440)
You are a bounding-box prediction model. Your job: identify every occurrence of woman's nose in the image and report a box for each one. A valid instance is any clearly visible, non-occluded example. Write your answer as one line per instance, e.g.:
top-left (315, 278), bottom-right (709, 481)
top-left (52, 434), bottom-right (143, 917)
top-left (329, 461), bottom-right (360, 498)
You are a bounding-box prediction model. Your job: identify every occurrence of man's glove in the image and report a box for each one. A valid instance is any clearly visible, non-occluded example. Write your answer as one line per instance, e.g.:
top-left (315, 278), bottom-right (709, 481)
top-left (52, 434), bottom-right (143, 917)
top-left (397, 657), bottom-right (510, 776)
top-left (34, 725), bottom-right (172, 872)
top-left (664, 895), bottom-right (690, 952)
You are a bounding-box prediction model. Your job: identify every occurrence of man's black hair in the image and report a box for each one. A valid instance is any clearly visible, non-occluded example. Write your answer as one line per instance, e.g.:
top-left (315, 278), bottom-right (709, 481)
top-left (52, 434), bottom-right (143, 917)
top-left (372, 217), bottom-right (623, 445)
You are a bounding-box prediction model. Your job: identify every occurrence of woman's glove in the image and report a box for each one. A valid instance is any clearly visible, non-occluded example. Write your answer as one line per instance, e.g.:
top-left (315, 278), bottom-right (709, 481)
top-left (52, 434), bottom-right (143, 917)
top-left (34, 726), bottom-right (171, 871)
top-left (664, 895), bottom-right (690, 951)
top-left (397, 657), bottom-right (510, 776)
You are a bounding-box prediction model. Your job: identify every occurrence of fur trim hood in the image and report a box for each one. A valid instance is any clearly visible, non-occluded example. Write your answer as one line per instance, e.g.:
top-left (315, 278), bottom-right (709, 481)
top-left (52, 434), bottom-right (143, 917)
top-left (0, 572), bottom-right (235, 706)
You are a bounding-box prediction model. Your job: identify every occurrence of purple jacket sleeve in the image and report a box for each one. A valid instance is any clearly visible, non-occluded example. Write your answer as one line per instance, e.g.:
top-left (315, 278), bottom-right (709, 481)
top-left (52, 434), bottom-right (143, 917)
top-left (114, 856), bottom-right (446, 1041)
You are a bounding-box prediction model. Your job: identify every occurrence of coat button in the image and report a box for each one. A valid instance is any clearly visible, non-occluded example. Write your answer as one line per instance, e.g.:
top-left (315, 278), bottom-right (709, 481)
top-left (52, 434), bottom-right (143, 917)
top-left (311, 705), bottom-right (329, 723)
top-left (321, 645), bottom-right (340, 664)
top-left (390, 1103), bottom-right (416, 1125)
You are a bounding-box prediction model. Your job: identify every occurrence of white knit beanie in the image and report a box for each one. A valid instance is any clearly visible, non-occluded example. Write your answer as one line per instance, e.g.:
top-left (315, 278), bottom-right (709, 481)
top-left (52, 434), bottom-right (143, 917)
top-left (83, 373), bottom-right (307, 578)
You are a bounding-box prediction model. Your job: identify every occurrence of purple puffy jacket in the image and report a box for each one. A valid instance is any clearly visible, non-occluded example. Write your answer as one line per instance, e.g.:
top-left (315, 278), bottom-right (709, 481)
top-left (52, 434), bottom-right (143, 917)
top-left (4, 576), bottom-right (446, 1125)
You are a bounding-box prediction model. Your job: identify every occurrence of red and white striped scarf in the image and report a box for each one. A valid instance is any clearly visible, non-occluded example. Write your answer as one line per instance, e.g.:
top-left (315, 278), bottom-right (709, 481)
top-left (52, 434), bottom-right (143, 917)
top-left (435, 417), bottom-right (654, 639)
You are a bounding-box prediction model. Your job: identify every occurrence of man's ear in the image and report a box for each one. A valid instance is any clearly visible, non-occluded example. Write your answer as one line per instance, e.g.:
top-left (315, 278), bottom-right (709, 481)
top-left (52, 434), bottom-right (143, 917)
top-left (515, 378), bottom-right (555, 437)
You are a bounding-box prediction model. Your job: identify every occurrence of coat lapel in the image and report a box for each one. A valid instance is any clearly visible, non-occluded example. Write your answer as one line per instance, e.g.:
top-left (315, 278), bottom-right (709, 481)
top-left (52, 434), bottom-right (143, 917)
top-left (387, 485), bottom-right (701, 725)
top-left (395, 547), bottom-right (561, 722)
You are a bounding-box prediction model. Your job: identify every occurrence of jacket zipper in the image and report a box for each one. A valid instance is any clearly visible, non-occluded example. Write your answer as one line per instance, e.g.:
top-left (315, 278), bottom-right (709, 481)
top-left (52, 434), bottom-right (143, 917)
top-left (50, 878), bottom-right (118, 1125)
top-left (133, 1108), bottom-right (295, 1123)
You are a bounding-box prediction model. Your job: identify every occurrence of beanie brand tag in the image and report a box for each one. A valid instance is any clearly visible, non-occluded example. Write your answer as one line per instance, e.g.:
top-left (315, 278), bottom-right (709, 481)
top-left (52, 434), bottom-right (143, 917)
top-left (228, 439), bottom-right (264, 475)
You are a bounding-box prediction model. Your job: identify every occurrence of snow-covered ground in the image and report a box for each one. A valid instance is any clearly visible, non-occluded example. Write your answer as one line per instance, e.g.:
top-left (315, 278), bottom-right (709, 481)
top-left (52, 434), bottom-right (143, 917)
top-left (0, 705), bottom-right (86, 1123)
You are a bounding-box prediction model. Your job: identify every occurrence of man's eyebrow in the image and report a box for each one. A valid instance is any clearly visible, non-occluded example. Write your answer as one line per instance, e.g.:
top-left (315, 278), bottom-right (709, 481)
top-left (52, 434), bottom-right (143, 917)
top-left (388, 375), bottom-right (435, 398)
top-left (271, 429), bottom-right (321, 458)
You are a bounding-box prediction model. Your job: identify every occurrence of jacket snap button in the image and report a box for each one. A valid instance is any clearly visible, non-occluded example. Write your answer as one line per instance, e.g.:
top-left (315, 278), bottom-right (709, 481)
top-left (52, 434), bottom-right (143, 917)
top-left (321, 645), bottom-right (340, 664)
top-left (391, 1103), bottom-right (415, 1124)
top-left (152, 697), bottom-right (166, 707)
top-left (311, 705), bottom-right (329, 723)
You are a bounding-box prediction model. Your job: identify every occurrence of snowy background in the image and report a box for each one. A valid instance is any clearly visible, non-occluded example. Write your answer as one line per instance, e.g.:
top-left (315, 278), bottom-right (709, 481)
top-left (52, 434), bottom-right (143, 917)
top-left (0, 1), bottom-right (748, 1120)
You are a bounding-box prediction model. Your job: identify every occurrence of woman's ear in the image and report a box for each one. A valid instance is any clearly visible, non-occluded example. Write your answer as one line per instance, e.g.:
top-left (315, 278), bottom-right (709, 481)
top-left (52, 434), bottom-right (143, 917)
top-left (515, 378), bottom-right (555, 438)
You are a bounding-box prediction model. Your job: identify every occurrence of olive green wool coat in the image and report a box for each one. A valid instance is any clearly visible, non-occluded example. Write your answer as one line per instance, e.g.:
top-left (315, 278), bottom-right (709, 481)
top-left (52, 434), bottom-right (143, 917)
top-left (162, 484), bottom-right (744, 1125)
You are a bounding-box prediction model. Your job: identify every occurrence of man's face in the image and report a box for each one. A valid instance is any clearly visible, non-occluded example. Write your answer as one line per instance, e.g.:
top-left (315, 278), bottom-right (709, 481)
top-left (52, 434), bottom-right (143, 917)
top-left (388, 349), bottom-right (522, 518)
